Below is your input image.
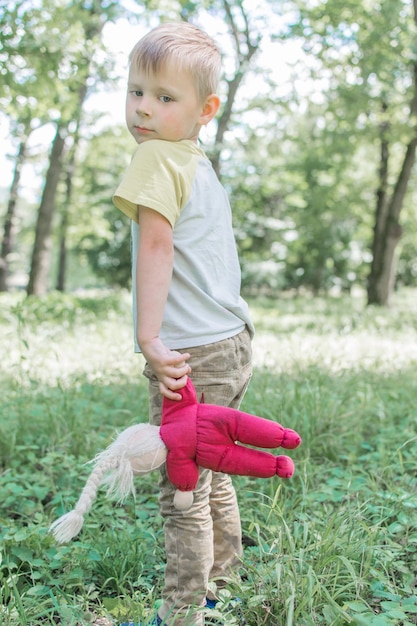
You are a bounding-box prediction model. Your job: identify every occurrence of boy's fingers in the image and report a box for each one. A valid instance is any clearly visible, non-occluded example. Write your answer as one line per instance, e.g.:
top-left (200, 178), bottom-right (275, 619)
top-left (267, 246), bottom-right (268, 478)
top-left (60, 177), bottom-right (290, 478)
top-left (170, 373), bottom-right (188, 388)
top-left (171, 351), bottom-right (191, 364)
top-left (159, 381), bottom-right (183, 401)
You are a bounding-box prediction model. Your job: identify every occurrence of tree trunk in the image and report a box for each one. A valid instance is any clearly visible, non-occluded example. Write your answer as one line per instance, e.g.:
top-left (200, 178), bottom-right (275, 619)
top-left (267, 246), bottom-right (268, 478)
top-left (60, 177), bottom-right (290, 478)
top-left (27, 125), bottom-right (66, 296)
top-left (367, 136), bottom-right (417, 305)
top-left (367, 103), bottom-right (390, 304)
top-left (21, 2), bottom-right (106, 296)
top-left (56, 154), bottom-right (74, 292)
top-left (209, 0), bottom-right (259, 178)
top-left (55, 82), bottom-right (87, 292)
top-left (367, 43), bottom-right (417, 305)
top-left (56, 212), bottom-right (68, 292)
top-left (0, 138), bottom-right (27, 291)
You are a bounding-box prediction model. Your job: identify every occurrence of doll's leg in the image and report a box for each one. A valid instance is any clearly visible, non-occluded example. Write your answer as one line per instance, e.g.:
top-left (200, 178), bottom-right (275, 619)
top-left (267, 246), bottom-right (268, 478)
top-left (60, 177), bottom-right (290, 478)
top-left (219, 444), bottom-right (295, 479)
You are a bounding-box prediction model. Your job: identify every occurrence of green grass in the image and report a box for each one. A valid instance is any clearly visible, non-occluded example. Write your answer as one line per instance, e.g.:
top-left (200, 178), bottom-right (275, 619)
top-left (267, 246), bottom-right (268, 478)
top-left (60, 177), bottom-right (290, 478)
top-left (0, 288), bottom-right (416, 625)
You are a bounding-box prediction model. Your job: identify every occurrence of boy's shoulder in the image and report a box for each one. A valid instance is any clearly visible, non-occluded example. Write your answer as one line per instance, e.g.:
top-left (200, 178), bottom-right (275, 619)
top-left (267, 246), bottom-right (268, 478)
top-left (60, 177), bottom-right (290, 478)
top-left (133, 139), bottom-right (206, 163)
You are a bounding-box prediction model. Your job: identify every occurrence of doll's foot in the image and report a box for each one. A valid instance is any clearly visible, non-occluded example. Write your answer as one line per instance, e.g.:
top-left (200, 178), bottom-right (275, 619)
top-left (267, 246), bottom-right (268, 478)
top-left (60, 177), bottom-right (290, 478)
top-left (275, 455), bottom-right (295, 478)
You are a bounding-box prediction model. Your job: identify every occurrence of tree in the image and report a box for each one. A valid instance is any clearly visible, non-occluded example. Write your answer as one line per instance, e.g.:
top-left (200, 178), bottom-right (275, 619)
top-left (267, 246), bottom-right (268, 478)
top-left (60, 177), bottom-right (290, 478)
top-left (5, 0), bottom-right (415, 295)
top-left (179, 0), bottom-right (288, 177)
top-left (27, 125), bottom-right (68, 295)
top-left (66, 124), bottom-right (133, 289)
top-left (0, 134), bottom-right (27, 291)
top-left (208, 0), bottom-right (261, 177)
top-left (27, 1), bottom-right (121, 295)
top-left (0, 0), bottom-right (67, 291)
top-left (291, 0), bottom-right (417, 304)
top-left (368, 61), bottom-right (417, 304)
top-left (220, 93), bottom-right (375, 294)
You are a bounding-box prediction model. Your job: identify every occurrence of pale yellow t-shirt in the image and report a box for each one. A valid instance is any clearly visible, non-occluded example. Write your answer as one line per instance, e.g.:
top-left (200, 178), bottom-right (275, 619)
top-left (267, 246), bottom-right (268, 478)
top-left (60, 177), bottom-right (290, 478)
top-left (113, 139), bottom-right (254, 351)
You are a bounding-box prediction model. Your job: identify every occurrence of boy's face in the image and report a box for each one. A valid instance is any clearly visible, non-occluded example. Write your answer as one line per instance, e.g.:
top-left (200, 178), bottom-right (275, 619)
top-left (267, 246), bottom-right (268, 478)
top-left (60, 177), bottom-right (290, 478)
top-left (126, 61), bottom-right (208, 144)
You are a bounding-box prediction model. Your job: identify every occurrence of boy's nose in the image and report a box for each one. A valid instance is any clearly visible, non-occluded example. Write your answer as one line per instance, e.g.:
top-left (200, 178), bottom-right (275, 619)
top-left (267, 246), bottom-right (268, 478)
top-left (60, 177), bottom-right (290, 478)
top-left (136, 97), bottom-right (151, 116)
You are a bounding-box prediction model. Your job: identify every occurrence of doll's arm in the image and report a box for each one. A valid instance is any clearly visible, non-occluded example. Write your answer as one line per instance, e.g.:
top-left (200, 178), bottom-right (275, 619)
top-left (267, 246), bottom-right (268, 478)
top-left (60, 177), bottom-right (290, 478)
top-left (165, 451), bottom-right (200, 492)
top-left (166, 453), bottom-right (199, 510)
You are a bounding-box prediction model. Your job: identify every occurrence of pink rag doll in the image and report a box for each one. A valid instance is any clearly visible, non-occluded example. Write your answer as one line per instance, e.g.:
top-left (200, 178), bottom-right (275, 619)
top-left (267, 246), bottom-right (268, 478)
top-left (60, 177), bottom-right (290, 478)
top-left (50, 378), bottom-right (301, 543)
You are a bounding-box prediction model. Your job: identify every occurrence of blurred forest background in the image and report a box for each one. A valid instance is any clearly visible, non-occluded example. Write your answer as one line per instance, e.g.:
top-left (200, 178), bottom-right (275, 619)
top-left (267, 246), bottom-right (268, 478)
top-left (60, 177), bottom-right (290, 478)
top-left (1, 0), bottom-right (417, 306)
top-left (1, 3), bottom-right (417, 623)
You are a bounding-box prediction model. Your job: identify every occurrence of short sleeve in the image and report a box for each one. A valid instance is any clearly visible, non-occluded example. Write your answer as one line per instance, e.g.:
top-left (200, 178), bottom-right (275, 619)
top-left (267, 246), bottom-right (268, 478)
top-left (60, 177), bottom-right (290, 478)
top-left (113, 140), bottom-right (197, 227)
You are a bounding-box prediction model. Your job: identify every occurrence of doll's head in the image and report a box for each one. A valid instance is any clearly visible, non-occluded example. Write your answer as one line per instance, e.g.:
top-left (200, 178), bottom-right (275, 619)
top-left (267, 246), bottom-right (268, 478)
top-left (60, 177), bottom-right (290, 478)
top-left (100, 424), bottom-right (167, 496)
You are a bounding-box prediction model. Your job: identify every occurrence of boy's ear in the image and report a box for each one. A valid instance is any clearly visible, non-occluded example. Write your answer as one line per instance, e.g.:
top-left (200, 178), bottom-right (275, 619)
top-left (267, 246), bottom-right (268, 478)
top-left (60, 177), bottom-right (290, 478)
top-left (199, 94), bottom-right (220, 125)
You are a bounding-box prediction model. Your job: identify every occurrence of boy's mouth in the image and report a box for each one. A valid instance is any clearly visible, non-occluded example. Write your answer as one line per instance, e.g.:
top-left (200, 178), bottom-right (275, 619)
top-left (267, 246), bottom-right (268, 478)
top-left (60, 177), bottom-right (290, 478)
top-left (135, 125), bottom-right (153, 133)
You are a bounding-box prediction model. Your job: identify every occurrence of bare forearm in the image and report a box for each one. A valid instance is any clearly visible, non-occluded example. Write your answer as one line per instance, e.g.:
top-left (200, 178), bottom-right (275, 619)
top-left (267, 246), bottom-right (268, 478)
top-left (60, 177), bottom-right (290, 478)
top-left (136, 238), bottom-right (173, 348)
top-left (135, 205), bottom-right (190, 399)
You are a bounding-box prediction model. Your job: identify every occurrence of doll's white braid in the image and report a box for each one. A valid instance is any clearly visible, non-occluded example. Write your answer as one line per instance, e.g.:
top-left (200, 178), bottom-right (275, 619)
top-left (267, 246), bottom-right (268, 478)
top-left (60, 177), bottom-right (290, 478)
top-left (49, 424), bottom-right (165, 544)
top-left (49, 454), bottom-right (119, 544)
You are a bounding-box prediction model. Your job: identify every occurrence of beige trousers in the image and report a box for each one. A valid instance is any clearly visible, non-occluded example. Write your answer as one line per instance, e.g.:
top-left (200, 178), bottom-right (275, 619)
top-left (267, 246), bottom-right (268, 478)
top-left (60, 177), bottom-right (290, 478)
top-left (143, 328), bottom-right (252, 625)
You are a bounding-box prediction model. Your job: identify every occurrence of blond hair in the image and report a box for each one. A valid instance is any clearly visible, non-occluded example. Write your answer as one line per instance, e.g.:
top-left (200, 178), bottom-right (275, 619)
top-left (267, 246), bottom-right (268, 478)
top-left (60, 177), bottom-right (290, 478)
top-left (129, 22), bottom-right (221, 103)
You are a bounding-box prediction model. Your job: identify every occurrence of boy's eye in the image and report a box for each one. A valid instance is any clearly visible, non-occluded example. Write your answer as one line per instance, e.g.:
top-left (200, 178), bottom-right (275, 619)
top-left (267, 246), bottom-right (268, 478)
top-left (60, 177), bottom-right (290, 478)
top-left (160, 95), bottom-right (173, 103)
top-left (131, 90), bottom-right (142, 97)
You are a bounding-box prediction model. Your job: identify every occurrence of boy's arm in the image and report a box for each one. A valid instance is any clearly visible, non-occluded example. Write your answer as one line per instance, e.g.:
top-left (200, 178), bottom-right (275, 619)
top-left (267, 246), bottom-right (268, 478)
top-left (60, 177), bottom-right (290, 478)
top-left (136, 205), bottom-right (191, 400)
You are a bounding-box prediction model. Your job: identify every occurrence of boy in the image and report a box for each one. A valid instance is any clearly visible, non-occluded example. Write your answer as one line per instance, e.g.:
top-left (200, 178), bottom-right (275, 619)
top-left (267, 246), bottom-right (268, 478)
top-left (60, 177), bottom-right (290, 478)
top-left (113, 21), bottom-right (254, 626)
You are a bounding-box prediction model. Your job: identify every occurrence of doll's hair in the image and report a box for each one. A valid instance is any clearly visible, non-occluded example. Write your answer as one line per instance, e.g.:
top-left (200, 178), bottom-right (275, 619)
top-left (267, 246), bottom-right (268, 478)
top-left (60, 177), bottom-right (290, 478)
top-left (49, 424), bottom-right (165, 543)
top-left (129, 22), bottom-right (221, 103)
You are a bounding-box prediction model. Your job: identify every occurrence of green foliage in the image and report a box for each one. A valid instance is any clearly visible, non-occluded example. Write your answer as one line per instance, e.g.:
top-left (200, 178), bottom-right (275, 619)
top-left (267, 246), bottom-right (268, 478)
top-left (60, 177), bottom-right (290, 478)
top-left (70, 126), bottom-right (134, 289)
top-left (1, 289), bottom-right (417, 624)
top-left (235, 369), bottom-right (417, 624)
top-left (288, 0), bottom-right (417, 295)
top-left (219, 0), bottom-right (417, 296)
top-left (2, 0), bottom-right (417, 296)
top-left (225, 96), bottom-right (377, 294)
top-left (0, 0), bottom-right (120, 128)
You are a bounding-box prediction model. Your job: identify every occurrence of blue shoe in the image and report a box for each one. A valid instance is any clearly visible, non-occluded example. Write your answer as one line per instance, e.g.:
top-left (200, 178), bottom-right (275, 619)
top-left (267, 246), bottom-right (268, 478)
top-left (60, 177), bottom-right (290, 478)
top-left (120, 600), bottom-right (218, 626)
top-left (205, 596), bottom-right (244, 625)
top-left (120, 599), bottom-right (225, 626)
top-left (205, 597), bottom-right (218, 610)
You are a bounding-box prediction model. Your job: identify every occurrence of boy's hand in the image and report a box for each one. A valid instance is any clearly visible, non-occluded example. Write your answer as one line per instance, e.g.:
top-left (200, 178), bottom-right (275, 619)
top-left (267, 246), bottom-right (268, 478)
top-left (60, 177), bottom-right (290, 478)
top-left (140, 337), bottom-right (191, 400)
